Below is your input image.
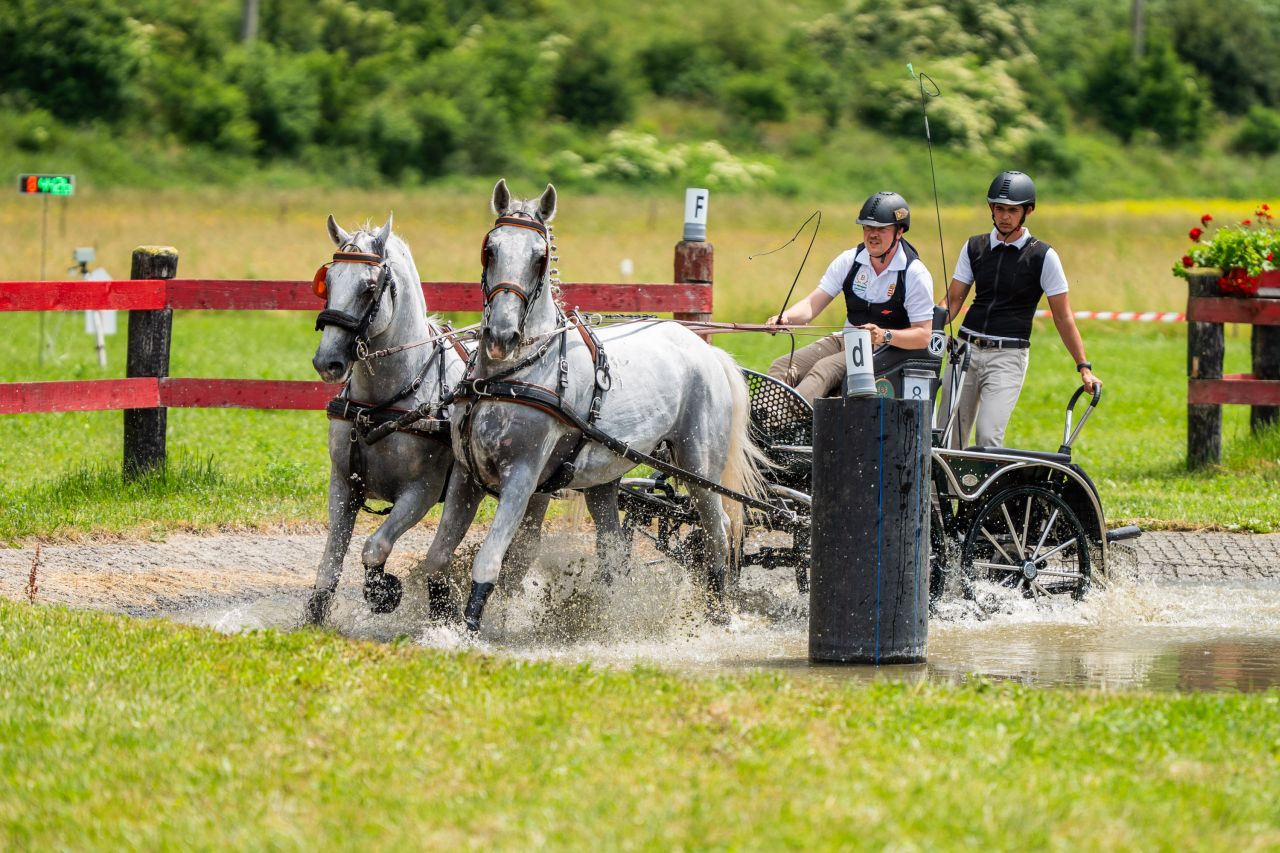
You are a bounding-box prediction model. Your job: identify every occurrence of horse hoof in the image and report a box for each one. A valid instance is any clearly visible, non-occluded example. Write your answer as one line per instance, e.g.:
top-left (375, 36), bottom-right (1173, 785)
top-left (464, 581), bottom-right (495, 632)
top-left (427, 578), bottom-right (459, 623)
top-left (364, 571), bottom-right (403, 614)
top-left (305, 589), bottom-right (334, 625)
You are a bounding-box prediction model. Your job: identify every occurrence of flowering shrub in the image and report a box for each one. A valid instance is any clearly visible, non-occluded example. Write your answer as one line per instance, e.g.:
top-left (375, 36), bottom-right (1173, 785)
top-left (1173, 204), bottom-right (1280, 296)
top-left (547, 131), bottom-right (774, 191)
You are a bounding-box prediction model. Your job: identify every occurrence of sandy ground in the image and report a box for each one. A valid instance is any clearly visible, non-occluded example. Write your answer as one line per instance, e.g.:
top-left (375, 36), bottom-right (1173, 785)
top-left (2, 526), bottom-right (1277, 618)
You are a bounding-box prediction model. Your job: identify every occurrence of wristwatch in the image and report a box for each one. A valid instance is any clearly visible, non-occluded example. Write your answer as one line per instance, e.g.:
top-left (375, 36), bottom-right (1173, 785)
top-left (1076, 361), bottom-right (1092, 372)
top-left (883, 329), bottom-right (894, 345)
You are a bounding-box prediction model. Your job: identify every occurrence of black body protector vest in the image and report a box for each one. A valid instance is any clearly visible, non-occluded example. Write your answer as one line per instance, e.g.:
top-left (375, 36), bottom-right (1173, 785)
top-left (840, 238), bottom-right (919, 330)
top-left (840, 239), bottom-right (934, 375)
top-left (962, 234), bottom-right (1051, 340)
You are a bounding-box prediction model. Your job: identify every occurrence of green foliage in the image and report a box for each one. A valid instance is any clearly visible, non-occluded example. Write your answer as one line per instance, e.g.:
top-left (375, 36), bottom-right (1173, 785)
top-left (550, 34), bottom-right (635, 128)
top-left (1167, 0), bottom-right (1280, 115)
top-left (724, 73), bottom-right (792, 125)
top-left (1233, 106), bottom-right (1280, 156)
top-left (0, 0), bottom-right (139, 121)
top-left (636, 35), bottom-right (725, 101)
top-left (1084, 34), bottom-right (1210, 146)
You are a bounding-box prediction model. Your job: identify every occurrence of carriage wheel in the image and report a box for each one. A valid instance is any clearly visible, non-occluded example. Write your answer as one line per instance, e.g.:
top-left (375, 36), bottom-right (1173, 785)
top-left (960, 485), bottom-right (1091, 601)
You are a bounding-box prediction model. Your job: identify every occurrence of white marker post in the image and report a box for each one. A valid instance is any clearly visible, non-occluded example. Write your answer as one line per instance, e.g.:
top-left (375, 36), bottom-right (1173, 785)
top-left (683, 187), bottom-right (709, 241)
top-left (843, 327), bottom-right (876, 397)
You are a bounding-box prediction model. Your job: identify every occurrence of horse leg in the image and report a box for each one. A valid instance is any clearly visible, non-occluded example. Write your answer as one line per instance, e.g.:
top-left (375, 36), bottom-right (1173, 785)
top-left (465, 465), bottom-right (541, 632)
top-left (503, 492), bottom-right (550, 584)
top-left (418, 465), bottom-right (485, 623)
top-left (306, 470), bottom-right (361, 626)
top-left (688, 486), bottom-right (732, 624)
top-left (359, 483), bottom-right (435, 615)
top-left (583, 479), bottom-right (630, 584)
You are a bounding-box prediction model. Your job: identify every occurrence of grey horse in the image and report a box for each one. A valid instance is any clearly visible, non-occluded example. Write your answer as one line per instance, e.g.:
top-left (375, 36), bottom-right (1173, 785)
top-left (417, 180), bottom-right (768, 632)
top-left (305, 214), bottom-right (472, 625)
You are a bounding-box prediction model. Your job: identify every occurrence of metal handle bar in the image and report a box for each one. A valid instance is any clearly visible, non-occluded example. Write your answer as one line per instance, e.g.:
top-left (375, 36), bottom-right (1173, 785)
top-left (1059, 384), bottom-right (1102, 454)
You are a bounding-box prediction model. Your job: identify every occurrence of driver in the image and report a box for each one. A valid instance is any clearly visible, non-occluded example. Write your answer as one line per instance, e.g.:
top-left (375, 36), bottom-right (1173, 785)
top-left (941, 170), bottom-right (1102, 448)
top-left (766, 191), bottom-right (936, 403)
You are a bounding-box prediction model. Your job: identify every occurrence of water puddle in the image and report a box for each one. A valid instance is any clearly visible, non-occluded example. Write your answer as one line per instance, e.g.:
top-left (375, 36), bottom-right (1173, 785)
top-left (174, 536), bottom-right (1280, 694)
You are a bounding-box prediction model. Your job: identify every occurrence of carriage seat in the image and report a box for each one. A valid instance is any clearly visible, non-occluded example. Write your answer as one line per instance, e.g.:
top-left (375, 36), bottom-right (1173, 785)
top-left (967, 446), bottom-right (1072, 465)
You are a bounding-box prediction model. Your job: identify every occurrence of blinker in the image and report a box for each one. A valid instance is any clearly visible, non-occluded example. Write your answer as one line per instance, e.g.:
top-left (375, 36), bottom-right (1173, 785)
top-left (312, 264), bottom-right (330, 299)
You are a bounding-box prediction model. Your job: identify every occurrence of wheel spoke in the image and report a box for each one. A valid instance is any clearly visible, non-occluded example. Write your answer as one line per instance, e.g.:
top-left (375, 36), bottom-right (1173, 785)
top-left (1035, 537), bottom-right (1079, 564)
top-left (1000, 502), bottom-right (1026, 560)
top-left (1032, 508), bottom-right (1059, 559)
top-left (973, 561), bottom-right (1021, 574)
top-left (979, 526), bottom-right (1019, 566)
top-left (1021, 495), bottom-right (1033, 557)
top-left (1030, 579), bottom-right (1050, 600)
top-left (1034, 567), bottom-right (1085, 580)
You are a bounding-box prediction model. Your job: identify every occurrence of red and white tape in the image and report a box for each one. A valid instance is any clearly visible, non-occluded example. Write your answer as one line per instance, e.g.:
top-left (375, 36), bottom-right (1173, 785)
top-left (1032, 310), bottom-right (1185, 322)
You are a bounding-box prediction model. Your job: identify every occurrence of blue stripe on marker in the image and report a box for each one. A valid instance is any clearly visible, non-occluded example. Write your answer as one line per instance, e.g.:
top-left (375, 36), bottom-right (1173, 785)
top-left (875, 397), bottom-right (884, 665)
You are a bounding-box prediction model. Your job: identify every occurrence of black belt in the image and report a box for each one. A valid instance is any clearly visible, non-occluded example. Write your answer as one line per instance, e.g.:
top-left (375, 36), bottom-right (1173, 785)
top-left (960, 331), bottom-right (1030, 350)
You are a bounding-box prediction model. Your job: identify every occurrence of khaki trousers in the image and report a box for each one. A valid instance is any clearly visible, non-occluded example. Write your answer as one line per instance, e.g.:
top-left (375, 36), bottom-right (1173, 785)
top-left (943, 345), bottom-right (1030, 448)
top-left (767, 334), bottom-right (846, 405)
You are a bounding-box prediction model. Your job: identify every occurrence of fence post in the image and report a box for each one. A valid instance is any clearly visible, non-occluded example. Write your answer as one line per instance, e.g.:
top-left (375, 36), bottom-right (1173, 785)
top-left (124, 246), bottom-right (177, 479)
top-left (1252, 324), bottom-right (1280, 432)
top-left (673, 241), bottom-right (713, 338)
top-left (1187, 272), bottom-right (1223, 469)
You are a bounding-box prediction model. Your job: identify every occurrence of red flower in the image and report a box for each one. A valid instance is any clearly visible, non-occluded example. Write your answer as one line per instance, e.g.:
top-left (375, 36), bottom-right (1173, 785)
top-left (1182, 255), bottom-right (1194, 268)
top-left (1189, 227), bottom-right (1203, 241)
top-left (1263, 204), bottom-right (1270, 211)
top-left (1201, 214), bottom-right (1213, 225)
top-left (1244, 219), bottom-right (1253, 226)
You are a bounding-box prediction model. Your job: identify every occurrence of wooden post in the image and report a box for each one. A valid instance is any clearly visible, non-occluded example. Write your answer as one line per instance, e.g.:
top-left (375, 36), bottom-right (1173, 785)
top-left (1187, 272), bottom-right (1223, 468)
top-left (674, 240), bottom-right (713, 339)
top-left (124, 246), bottom-right (177, 479)
top-left (1252, 324), bottom-right (1280, 432)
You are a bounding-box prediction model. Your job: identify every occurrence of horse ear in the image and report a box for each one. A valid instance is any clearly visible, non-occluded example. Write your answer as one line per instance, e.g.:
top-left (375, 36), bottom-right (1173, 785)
top-left (491, 178), bottom-right (510, 215)
top-left (372, 213), bottom-right (393, 254)
top-left (538, 183), bottom-right (557, 222)
top-left (327, 214), bottom-right (351, 248)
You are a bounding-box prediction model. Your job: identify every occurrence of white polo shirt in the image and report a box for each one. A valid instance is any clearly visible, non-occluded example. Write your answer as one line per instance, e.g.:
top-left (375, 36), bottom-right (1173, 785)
top-left (952, 228), bottom-right (1069, 297)
top-left (817, 242), bottom-right (935, 327)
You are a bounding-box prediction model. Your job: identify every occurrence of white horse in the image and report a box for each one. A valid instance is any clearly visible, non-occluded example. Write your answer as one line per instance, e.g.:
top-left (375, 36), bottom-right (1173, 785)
top-left (417, 180), bottom-right (767, 632)
top-left (306, 214), bottom-right (476, 625)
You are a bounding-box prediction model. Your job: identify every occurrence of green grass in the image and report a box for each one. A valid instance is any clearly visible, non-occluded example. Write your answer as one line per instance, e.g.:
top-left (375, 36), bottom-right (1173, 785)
top-left (2, 599), bottom-right (1277, 849)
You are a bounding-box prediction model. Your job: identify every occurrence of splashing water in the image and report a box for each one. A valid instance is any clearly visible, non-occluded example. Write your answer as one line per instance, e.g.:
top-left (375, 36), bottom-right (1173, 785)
top-left (167, 531), bottom-right (1280, 693)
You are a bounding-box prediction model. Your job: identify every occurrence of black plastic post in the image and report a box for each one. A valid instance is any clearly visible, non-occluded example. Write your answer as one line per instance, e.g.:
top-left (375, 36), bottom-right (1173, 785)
top-left (809, 396), bottom-right (931, 664)
top-left (124, 246), bottom-right (177, 479)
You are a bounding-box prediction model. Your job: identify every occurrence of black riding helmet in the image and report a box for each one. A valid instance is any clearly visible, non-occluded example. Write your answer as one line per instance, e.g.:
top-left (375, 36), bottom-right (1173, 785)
top-left (856, 191), bottom-right (911, 233)
top-left (986, 171), bottom-right (1036, 209)
top-left (987, 171), bottom-right (1035, 236)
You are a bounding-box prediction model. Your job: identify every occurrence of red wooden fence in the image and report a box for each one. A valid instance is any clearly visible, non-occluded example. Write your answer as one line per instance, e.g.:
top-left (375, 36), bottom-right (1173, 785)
top-left (1, 241), bottom-right (714, 475)
top-left (1185, 270), bottom-right (1280, 468)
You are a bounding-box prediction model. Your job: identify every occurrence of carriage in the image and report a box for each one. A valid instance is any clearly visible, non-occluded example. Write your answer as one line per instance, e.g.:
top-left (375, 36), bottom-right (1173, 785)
top-left (617, 328), bottom-right (1141, 604)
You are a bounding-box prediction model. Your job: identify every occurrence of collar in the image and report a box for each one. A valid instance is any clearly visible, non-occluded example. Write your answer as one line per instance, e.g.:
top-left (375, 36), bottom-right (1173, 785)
top-left (854, 242), bottom-right (907, 272)
top-left (988, 226), bottom-right (1033, 249)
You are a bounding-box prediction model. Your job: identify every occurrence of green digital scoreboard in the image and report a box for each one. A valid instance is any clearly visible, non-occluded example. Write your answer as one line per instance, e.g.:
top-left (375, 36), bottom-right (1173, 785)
top-left (17, 173), bottom-right (75, 196)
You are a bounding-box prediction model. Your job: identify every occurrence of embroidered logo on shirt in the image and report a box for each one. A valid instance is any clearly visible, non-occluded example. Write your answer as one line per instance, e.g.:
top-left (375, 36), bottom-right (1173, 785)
top-left (853, 267), bottom-right (871, 296)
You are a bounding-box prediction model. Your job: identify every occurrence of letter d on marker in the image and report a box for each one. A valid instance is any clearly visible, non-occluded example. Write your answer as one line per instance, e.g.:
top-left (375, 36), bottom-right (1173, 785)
top-left (843, 327), bottom-right (876, 397)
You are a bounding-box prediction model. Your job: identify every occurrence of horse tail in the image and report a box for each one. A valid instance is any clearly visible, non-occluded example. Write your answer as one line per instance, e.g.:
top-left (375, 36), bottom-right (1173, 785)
top-left (710, 346), bottom-right (771, 551)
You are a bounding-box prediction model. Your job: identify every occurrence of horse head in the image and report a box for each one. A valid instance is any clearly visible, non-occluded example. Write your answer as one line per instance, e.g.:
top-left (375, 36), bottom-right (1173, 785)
top-left (312, 214), bottom-right (399, 383)
top-left (480, 179), bottom-right (558, 362)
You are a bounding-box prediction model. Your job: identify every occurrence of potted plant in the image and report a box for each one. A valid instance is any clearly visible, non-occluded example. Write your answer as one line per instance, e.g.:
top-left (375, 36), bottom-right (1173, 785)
top-left (1174, 205), bottom-right (1280, 297)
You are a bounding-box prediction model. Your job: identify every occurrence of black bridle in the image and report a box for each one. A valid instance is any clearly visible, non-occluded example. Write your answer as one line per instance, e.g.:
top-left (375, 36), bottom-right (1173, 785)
top-left (480, 214), bottom-right (550, 339)
top-left (314, 249), bottom-right (398, 359)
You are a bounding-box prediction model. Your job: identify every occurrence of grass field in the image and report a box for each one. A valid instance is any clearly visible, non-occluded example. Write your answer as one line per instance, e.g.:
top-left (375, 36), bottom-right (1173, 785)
top-left (2, 599), bottom-right (1277, 850)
